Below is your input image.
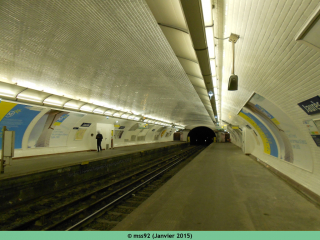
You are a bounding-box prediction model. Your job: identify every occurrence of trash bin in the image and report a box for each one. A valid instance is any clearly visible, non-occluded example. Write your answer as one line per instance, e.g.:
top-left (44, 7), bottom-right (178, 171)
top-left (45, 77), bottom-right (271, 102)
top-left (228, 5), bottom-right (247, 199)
top-left (106, 144), bottom-right (109, 150)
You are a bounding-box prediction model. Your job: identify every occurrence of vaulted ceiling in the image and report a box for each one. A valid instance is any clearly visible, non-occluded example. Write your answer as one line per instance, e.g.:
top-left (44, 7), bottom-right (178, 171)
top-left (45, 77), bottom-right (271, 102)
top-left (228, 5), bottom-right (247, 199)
top-left (215, 0), bottom-right (320, 129)
top-left (0, 0), bottom-right (319, 130)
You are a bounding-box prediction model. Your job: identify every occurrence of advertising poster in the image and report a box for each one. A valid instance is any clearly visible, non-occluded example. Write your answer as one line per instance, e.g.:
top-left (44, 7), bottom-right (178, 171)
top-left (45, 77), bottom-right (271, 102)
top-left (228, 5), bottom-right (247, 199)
top-left (239, 93), bottom-right (313, 171)
top-left (75, 129), bottom-right (87, 140)
top-left (303, 120), bottom-right (320, 147)
top-left (0, 101), bottom-right (43, 149)
top-left (138, 123), bottom-right (149, 129)
top-left (28, 110), bottom-right (84, 148)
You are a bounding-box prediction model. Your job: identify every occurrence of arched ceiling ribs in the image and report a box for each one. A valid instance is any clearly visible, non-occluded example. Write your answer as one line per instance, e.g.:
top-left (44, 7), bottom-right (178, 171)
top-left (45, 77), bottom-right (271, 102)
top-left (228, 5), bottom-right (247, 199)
top-left (145, 0), bottom-right (216, 123)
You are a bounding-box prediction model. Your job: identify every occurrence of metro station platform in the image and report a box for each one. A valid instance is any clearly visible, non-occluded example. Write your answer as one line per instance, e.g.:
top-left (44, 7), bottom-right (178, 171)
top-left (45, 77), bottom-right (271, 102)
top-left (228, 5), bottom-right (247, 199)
top-left (0, 141), bottom-right (184, 180)
top-left (113, 143), bottom-right (320, 231)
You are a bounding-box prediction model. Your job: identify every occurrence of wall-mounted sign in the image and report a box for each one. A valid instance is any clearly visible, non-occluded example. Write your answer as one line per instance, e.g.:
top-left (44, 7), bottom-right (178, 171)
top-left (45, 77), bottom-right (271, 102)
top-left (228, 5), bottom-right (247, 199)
top-left (114, 124), bottom-right (120, 128)
top-left (232, 126), bottom-right (239, 129)
top-left (81, 123), bottom-right (91, 127)
top-left (119, 126), bottom-right (125, 129)
top-left (298, 96), bottom-right (320, 115)
top-left (73, 127), bottom-right (79, 130)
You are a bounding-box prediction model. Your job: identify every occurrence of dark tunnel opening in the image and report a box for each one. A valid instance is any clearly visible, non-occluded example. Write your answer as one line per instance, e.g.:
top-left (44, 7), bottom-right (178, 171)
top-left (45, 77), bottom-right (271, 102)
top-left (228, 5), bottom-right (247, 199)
top-left (188, 127), bottom-right (216, 146)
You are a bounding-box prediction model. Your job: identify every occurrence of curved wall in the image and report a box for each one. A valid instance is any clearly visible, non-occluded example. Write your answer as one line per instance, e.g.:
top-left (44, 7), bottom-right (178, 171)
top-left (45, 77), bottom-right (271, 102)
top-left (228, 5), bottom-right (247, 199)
top-left (0, 100), bottom-right (176, 158)
top-left (233, 93), bottom-right (320, 197)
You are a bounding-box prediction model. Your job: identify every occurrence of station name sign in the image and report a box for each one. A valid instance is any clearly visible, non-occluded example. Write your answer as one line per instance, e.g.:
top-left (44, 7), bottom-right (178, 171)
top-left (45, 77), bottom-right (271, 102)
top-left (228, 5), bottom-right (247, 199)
top-left (298, 96), bottom-right (320, 115)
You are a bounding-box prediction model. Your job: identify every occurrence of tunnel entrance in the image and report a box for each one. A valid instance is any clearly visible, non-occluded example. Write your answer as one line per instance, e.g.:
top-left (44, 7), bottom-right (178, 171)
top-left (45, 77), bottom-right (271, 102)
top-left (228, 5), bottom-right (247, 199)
top-left (188, 127), bottom-right (216, 146)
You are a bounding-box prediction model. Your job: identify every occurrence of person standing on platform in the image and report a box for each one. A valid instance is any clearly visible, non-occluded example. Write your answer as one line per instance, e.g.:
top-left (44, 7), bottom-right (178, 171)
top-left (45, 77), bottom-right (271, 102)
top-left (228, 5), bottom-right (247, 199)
top-left (96, 131), bottom-right (103, 152)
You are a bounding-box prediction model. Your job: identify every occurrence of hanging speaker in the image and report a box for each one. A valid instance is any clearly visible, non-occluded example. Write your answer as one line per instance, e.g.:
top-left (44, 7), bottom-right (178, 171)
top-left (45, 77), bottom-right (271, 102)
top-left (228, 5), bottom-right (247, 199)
top-left (228, 74), bottom-right (238, 91)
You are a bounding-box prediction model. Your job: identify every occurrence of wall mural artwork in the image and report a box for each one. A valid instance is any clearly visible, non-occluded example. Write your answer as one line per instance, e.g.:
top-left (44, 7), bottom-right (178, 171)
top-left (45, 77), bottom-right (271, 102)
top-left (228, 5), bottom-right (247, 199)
top-left (28, 110), bottom-right (85, 148)
top-left (239, 109), bottom-right (278, 157)
top-left (0, 101), bottom-right (43, 149)
top-left (238, 93), bottom-right (313, 171)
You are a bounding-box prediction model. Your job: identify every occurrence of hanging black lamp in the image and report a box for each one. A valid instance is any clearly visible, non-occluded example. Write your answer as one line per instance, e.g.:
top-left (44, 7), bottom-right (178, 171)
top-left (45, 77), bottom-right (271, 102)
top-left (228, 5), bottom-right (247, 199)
top-left (228, 34), bottom-right (240, 91)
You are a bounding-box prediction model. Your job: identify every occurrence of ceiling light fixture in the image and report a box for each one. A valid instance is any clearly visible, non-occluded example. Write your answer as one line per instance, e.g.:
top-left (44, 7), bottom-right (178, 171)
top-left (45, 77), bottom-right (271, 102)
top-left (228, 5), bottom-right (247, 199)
top-left (43, 100), bottom-right (63, 107)
top-left (205, 27), bottom-right (215, 58)
top-left (0, 90), bottom-right (15, 98)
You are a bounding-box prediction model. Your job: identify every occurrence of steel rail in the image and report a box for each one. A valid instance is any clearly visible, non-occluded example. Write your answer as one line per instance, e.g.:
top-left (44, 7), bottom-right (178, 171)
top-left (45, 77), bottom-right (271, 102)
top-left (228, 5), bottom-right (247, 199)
top-left (10, 146), bottom-right (197, 230)
top-left (66, 147), bottom-right (202, 231)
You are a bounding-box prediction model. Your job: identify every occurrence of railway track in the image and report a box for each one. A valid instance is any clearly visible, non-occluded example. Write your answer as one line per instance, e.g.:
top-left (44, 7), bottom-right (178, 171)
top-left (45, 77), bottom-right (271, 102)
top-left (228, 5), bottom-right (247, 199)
top-left (5, 145), bottom-right (204, 230)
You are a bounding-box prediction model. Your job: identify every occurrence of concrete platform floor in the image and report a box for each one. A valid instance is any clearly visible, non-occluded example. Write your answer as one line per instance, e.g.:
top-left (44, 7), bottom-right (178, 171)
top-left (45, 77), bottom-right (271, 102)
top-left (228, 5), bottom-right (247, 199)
top-left (113, 143), bottom-right (320, 231)
top-left (0, 141), bottom-right (183, 180)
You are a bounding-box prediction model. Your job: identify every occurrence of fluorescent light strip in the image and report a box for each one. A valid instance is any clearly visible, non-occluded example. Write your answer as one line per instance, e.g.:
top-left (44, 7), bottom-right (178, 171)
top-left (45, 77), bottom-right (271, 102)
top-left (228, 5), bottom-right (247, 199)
top-left (212, 77), bottom-right (217, 87)
top-left (93, 110), bottom-right (104, 114)
top-left (17, 96), bottom-right (42, 103)
top-left (0, 92), bottom-right (16, 98)
top-left (201, 0), bottom-right (213, 26)
top-left (44, 102), bottom-right (63, 107)
top-left (80, 107), bottom-right (93, 112)
top-left (210, 59), bottom-right (216, 75)
top-left (44, 99), bottom-right (63, 106)
top-left (3, 83), bottom-right (182, 126)
top-left (205, 27), bottom-right (215, 58)
top-left (64, 104), bottom-right (80, 109)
